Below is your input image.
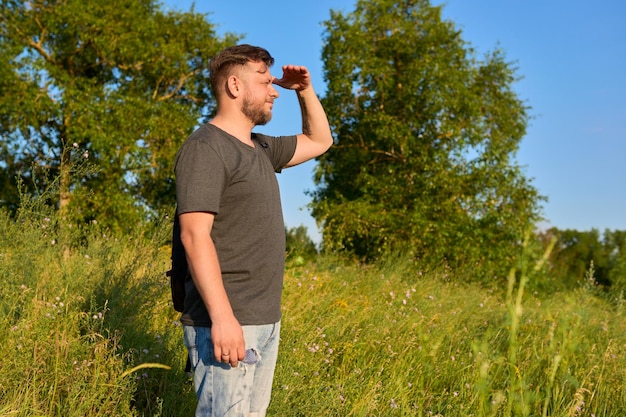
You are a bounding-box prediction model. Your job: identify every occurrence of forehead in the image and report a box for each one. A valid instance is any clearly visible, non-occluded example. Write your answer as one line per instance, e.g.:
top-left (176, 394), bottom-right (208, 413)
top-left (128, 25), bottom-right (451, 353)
top-left (244, 61), bottom-right (272, 78)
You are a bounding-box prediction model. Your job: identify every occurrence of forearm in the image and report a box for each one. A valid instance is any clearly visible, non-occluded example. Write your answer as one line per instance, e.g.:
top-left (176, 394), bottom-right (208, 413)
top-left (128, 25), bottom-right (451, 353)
top-left (181, 230), bottom-right (234, 321)
top-left (297, 86), bottom-right (333, 148)
top-left (274, 64), bottom-right (333, 166)
top-left (179, 211), bottom-right (244, 365)
top-left (285, 86), bottom-right (333, 167)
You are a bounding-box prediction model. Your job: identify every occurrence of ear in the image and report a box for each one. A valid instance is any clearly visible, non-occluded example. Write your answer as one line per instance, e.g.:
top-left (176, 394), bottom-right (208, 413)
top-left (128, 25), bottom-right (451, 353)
top-left (225, 75), bottom-right (243, 99)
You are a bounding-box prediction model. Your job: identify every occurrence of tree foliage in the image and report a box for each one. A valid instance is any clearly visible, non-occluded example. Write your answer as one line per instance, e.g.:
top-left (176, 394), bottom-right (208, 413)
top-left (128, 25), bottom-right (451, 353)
top-left (312, 0), bottom-right (544, 273)
top-left (0, 0), bottom-right (239, 230)
top-left (286, 225), bottom-right (318, 264)
top-left (539, 228), bottom-right (626, 290)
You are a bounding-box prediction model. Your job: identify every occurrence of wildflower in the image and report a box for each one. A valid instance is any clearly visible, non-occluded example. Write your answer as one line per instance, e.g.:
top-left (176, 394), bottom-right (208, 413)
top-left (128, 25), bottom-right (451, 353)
top-left (73, 142), bottom-right (79, 148)
top-left (83, 150), bottom-right (89, 158)
top-left (390, 398), bottom-right (398, 409)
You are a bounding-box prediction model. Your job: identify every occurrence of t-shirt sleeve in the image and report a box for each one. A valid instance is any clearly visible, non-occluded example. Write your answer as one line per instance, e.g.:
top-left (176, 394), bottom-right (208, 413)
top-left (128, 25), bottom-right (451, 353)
top-left (174, 138), bottom-right (225, 215)
top-left (253, 133), bottom-right (297, 172)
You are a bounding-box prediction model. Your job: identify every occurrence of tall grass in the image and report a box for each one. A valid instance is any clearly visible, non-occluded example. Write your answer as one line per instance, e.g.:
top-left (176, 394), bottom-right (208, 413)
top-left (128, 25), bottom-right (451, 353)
top-left (1, 202), bottom-right (625, 416)
top-left (273, 253), bottom-right (626, 416)
top-left (0, 203), bottom-right (194, 416)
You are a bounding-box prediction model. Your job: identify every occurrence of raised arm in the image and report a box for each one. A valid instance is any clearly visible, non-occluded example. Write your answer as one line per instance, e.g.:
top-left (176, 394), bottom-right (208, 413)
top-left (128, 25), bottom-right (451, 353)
top-left (179, 211), bottom-right (245, 367)
top-left (273, 65), bottom-right (333, 166)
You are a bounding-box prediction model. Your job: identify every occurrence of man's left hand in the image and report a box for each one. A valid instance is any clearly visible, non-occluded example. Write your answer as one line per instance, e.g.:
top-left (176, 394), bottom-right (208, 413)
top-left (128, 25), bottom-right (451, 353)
top-left (273, 65), bottom-right (311, 91)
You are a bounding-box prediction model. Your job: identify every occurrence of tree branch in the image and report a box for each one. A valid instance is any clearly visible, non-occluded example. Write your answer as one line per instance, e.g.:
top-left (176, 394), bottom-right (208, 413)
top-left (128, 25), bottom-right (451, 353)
top-left (155, 69), bottom-right (200, 102)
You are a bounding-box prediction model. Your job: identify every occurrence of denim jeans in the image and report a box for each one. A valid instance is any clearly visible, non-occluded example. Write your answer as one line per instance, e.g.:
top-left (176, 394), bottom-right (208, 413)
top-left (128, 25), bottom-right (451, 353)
top-left (183, 322), bottom-right (281, 417)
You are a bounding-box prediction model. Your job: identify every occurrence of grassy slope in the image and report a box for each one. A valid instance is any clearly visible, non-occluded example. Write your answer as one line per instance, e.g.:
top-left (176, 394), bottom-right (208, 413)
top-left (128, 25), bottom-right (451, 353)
top-left (274, 259), bottom-right (625, 417)
top-left (1, 215), bottom-right (624, 416)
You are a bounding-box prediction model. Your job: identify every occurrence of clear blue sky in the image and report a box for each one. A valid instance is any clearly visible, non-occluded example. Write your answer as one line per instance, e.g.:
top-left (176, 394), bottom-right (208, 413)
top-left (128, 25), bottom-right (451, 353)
top-left (165, 0), bottom-right (626, 242)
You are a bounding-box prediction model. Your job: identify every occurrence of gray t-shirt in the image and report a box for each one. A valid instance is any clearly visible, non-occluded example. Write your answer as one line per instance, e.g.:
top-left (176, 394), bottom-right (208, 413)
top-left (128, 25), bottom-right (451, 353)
top-left (175, 123), bottom-right (297, 326)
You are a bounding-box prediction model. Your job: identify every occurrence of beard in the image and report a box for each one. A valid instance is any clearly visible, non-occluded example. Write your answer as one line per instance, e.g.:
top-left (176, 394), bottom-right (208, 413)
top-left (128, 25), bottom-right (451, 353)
top-left (241, 94), bottom-right (272, 126)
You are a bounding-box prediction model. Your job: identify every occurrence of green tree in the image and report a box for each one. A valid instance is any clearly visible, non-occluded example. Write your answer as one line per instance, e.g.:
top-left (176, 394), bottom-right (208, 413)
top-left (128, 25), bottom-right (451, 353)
top-left (312, 0), bottom-right (544, 274)
top-left (544, 228), bottom-right (607, 288)
top-left (543, 228), bottom-right (626, 290)
top-left (606, 230), bottom-right (626, 291)
top-left (286, 225), bottom-right (318, 264)
top-left (0, 0), bottom-right (239, 230)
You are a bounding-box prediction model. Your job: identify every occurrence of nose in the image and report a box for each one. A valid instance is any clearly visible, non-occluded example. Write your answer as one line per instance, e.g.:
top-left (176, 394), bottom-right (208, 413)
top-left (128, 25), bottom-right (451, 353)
top-left (269, 83), bottom-right (279, 98)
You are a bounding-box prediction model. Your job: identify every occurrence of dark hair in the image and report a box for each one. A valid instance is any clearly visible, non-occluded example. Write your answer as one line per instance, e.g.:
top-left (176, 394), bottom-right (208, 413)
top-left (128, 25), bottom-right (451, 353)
top-left (209, 44), bottom-right (274, 95)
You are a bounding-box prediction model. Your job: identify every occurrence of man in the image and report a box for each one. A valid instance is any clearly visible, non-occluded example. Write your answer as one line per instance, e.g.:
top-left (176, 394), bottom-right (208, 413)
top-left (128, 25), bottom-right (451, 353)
top-left (174, 44), bottom-right (333, 416)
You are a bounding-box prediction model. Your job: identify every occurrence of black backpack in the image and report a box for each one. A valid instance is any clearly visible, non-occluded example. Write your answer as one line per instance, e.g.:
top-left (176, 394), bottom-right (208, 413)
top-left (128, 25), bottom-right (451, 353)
top-left (166, 213), bottom-right (193, 372)
top-left (166, 213), bottom-right (187, 313)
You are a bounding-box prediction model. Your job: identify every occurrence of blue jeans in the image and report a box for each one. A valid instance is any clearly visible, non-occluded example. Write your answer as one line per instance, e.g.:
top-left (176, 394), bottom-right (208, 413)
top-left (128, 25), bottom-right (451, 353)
top-left (183, 322), bottom-right (281, 417)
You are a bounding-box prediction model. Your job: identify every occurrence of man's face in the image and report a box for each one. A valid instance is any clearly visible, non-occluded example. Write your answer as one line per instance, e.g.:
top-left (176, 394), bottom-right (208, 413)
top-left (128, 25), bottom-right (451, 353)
top-left (240, 61), bottom-right (279, 126)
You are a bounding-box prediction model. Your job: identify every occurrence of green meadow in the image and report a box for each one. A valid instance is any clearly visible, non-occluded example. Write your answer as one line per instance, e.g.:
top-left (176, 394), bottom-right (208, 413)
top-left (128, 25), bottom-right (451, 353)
top-left (1, 206), bottom-right (625, 416)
